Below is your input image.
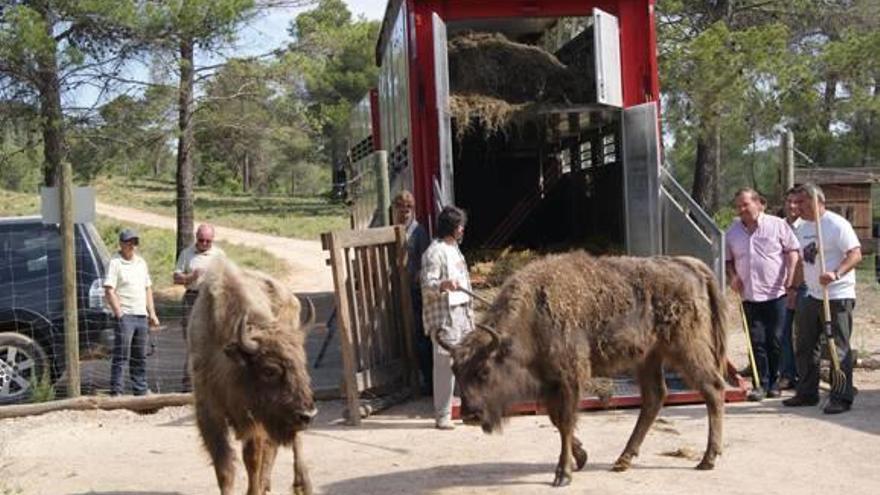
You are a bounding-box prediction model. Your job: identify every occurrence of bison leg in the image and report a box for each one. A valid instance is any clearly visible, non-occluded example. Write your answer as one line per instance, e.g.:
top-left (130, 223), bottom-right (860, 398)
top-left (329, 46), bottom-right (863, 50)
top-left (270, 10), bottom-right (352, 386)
top-left (613, 351), bottom-right (666, 472)
top-left (292, 432), bottom-right (312, 495)
top-left (259, 441), bottom-right (278, 493)
top-left (547, 397), bottom-right (588, 472)
top-left (196, 403), bottom-right (236, 495)
top-left (545, 382), bottom-right (579, 487)
top-left (678, 355), bottom-right (725, 470)
top-left (243, 433), bottom-right (268, 495)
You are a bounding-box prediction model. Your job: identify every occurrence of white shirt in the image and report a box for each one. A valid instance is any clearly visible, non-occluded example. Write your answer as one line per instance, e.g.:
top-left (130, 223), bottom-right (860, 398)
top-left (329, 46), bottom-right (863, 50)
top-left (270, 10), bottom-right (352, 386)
top-left (439, 242), bottom-right (471, 306)
top-left (104, 253), bottom-right (152, 315)
top-left (174, 245), bottom-right (225, 290)
top-left (796, 210), bottom-right (860, 300)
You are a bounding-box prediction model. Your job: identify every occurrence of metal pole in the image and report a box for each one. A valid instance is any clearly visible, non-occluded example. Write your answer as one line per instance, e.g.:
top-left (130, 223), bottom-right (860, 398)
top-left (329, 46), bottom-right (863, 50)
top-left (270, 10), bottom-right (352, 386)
top-left (59, 160), bottom-right (80, 398)
top-left (374, 151), bottom-right (391, 227)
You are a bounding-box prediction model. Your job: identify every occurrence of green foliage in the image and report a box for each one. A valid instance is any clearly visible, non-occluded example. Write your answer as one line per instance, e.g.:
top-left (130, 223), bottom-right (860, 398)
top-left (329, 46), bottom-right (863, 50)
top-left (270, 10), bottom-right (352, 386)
top-left (29, 372), bottom-right (56, 403)
top-left (713, 206), bottom-right (737, 231)
top-left (0, 188), bottom-right (40, 216)
top-left (93, 176), bottom-right (348, 241)
top-left (659, 0), bottom-right (879, 213)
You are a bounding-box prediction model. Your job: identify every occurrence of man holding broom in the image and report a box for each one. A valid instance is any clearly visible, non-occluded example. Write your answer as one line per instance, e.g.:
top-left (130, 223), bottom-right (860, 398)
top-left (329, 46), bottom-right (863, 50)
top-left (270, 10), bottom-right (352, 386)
top-left (784, 183), bottom-right (862, 414)
top-left (726, 188), bottom-right (800, 401)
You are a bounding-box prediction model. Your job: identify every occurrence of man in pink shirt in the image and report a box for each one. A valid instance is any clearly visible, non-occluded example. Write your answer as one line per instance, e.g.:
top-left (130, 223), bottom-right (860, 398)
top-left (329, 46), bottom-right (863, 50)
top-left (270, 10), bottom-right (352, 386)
top-left (726, 188), bottom-right (800, 401)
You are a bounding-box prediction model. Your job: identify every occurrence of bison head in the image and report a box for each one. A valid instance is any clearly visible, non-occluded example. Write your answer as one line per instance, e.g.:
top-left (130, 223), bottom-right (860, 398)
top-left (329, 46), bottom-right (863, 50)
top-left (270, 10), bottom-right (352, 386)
top-left (218, 272), bottom-right (317, 440)
top-left (438, 323), bottom-right (531, 434)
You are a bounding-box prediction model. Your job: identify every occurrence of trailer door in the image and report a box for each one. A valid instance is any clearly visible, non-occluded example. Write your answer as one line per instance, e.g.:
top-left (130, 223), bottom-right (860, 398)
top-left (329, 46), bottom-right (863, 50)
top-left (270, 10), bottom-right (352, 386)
top-left (593, 8), bottom-right (623, 108)
top-left (432, 13), bottom-right (454, 209)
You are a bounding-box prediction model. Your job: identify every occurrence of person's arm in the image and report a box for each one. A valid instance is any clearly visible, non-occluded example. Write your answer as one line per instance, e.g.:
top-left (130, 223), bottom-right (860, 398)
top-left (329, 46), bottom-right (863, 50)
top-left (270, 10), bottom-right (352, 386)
top-left (105, 287), bottom-right (122, 319)
top-left (173, 249), bottom-right (189, 285)
top-left (146, 287), bottom-right (160, 328)
top-left (104, 259), bottom-right (122, 318)
top-left (421, 246), bottom-right (457, 293)
top-left (783, 249), bottom-right (799, 289)
top-left (725, 259), bottom-right (742, 294)
top-left (819, 247), bottom-right (863, 286)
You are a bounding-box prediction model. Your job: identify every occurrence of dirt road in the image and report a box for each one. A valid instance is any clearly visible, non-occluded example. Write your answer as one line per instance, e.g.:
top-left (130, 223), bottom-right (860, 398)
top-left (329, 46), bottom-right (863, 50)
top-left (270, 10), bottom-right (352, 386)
top-left (2, 373), bottom-right (879, 495)
top-left (95, 202), bottom-right (333, 293)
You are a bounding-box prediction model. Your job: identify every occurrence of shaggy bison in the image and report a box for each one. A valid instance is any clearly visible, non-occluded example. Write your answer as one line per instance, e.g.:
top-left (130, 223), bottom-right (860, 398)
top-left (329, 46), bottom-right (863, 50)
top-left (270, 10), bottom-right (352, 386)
top-left (438, 252), bottom-right (727, 487)
top-left (188, 258), bottom-right (317, 495)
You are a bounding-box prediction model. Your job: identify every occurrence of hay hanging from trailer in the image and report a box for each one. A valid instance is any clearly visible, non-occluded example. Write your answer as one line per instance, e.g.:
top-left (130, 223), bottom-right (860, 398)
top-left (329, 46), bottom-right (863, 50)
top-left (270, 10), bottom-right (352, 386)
top-left (447, 32), bottom-right (590, 138)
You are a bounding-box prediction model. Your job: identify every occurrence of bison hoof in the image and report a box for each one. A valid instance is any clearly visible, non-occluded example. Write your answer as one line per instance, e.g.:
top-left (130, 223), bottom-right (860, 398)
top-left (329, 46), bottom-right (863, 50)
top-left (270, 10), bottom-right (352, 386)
top-left (573, 447), bottom-right (588, 471)
top-left (293, 483), bottom-right (312, 495)
top-left (695, 459), bottom-right (715, 471)
top-left (611, 458), bottom-right (631, 472)
top-left (551, 469), bottom-right (572, 488)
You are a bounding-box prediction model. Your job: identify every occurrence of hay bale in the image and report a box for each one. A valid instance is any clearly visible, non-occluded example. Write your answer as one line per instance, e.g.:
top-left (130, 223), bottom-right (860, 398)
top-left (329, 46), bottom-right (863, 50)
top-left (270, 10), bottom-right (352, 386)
top-left (447, 32), bottom-right (590, 137)
top-left (448, 32), bottom-right (574, 103)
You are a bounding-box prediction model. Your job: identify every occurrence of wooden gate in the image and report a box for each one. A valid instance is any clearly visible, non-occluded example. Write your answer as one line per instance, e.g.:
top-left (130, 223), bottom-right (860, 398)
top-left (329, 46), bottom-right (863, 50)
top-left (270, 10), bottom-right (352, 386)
top-left (321, 225), bottom-right (417, 425)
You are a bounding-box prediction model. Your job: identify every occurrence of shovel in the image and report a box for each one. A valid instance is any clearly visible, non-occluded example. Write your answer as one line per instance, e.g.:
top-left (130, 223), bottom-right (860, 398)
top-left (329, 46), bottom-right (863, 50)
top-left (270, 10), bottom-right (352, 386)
top-left (812, 192), bottom-right (847, 395)
top-left (738, 300), bottom-right (762, 391)
top-left (456, 286), bottom-right (493, 307)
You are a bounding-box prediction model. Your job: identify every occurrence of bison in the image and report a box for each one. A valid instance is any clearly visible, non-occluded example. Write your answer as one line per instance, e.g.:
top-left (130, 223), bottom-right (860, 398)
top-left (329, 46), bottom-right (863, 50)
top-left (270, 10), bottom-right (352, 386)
top-left (188, 257), bottom-right (317, 495)
top-left (437, 252), bottom-right (727, 487)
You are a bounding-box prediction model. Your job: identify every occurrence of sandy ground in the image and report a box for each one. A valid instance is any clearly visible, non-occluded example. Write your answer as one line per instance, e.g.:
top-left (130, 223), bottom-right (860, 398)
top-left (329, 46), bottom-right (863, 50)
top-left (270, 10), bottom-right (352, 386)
top-left (1, 373), bottom-right (879, 495)
top-left (2, 206), bottom-right (879, 494)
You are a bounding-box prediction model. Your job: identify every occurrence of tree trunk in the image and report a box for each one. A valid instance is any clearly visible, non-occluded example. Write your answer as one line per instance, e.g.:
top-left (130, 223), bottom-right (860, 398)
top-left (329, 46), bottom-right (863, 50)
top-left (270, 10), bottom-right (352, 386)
top-left (816, 75), bottom-right (838, 166)
top-left (691, 124), bottom-right (720, 214)
top-left (35, 9), bottom-right (64, 188)
top-left (243, 151), bottom-right (250, 192)
top-left (176, 38), bottom-right (196, 257)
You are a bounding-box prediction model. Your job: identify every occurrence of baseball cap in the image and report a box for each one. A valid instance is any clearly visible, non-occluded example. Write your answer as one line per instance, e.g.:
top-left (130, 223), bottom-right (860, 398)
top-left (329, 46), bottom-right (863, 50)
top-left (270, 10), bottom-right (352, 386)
top-left (119, 228), bottom-right (139, 244)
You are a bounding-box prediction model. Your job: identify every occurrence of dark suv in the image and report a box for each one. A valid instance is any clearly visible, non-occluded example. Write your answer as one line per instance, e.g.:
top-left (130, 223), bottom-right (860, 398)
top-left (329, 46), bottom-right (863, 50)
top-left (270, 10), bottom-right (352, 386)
top-left (0, 216), bottom-right (114, 404)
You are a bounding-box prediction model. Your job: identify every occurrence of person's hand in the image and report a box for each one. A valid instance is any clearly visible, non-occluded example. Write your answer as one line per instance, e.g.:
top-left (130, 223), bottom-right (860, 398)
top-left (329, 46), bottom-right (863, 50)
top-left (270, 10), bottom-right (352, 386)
top-left (729, 275), bottom-right (743, 294)
top-left (439, 280), bottom-right (459, 292)
top-left (191, 268), bottom-right (203, 280)
top-left (148, 314), bottom-right (161, 329)
top-left (785, 289), bottom-right (798, 310)
top-left (819, 270), bottom-right (839, 286)
top-left (114, 311), bottom-right (123, 320)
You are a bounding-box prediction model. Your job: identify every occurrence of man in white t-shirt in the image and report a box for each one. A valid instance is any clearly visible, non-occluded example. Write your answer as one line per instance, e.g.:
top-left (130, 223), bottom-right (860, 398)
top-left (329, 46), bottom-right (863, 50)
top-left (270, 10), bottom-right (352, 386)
top-left (421, 205), bottom-right (474, 430)
top-left (783, 184), bottom-right (862, 414)
top-left (173, 224), bottom-right (224, 390)
top-left (104, 228), bottom-right (160, 396)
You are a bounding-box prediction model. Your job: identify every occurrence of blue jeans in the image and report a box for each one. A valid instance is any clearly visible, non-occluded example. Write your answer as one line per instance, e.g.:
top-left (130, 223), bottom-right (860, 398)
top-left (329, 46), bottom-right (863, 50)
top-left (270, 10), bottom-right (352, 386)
top-left (743, 296), bottom-right (786, 392)
top-left (110, 314), bottom-right (149, 395)
top-left (779, 286), bottom-right (807, 382)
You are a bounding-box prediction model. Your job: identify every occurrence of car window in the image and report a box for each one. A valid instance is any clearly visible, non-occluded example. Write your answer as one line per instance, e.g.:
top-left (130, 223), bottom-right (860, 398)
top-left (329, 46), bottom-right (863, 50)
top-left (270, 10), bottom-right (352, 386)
top-left (0, 224), bottom-right (61, 283)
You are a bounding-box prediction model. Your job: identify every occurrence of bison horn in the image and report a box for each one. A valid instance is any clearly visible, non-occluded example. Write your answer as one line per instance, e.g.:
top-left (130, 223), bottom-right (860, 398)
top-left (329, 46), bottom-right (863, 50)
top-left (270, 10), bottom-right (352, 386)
top-left (432, 328), bottom-right (457, 353)
top-left (301, 296), bottom-right (316, 329)
top-left (237, 311), bottom-right (260, 354)
top-left (477, 323), bottom-right (501, 348)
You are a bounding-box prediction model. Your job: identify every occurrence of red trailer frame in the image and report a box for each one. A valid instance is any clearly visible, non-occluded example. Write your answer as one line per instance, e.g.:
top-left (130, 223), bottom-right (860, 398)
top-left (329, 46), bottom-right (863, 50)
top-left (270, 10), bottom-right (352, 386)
top-left (376, 0), bottom-right (660, 231)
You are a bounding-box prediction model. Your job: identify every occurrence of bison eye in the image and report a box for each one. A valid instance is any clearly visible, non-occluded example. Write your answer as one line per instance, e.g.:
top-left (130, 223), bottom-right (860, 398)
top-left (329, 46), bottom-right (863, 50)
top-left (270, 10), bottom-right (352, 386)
top-left (259, 364), bottom-right (282, 381)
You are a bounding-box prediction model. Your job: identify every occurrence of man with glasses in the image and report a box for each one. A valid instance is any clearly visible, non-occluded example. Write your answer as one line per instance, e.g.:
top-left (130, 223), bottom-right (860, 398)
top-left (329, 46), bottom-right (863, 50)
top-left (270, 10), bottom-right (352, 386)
top-left (173, 224), bottom-right (224, 390)
top-left (104, 228), bottom-right (160, 396)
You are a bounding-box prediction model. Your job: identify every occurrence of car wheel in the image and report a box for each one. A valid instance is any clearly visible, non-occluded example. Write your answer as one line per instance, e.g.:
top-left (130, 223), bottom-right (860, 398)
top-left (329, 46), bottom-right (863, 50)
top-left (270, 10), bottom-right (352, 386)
top-left (0, 332), bottom-right (50, 405)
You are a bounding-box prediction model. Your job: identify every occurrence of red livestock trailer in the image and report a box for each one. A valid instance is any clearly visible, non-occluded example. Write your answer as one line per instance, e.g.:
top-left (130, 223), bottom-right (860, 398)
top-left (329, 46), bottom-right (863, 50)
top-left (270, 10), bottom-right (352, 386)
top-left (344, 0), bottom-right (745, 413)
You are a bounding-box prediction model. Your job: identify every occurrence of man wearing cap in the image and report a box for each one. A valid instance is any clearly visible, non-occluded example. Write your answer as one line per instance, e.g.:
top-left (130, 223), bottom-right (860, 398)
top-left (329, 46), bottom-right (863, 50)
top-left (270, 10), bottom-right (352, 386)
top-left (173, 224), bottom-right (224, 390)
top-left (104, 228), bottom-right (160, 396)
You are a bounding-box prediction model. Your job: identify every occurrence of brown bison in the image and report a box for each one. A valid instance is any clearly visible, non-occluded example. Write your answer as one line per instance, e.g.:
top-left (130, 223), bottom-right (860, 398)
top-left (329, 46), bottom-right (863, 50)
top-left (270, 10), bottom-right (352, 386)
top-left (188, 257), bottom-right (317, 495)
top-left (438, 252), bottom-right (727, 487)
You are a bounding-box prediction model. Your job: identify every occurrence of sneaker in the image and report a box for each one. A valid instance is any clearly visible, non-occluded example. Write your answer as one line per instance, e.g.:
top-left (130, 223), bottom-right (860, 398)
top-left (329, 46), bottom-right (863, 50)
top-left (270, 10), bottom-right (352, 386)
top-left (435, 417), bottom-right (455, 430)
top-left (782, 395), bottom-right (819, 407)
top-left (746, 388), bottom-right (765, 402)
top-left (823, 400), bottom-right (851, 415)
top-left (766, 389), bottom-right (782, 399)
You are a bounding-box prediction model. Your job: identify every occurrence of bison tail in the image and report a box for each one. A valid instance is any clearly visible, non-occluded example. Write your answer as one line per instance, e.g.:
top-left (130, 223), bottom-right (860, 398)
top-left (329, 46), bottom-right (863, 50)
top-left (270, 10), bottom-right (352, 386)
top-left (704, 270), bottom-right (727, 375)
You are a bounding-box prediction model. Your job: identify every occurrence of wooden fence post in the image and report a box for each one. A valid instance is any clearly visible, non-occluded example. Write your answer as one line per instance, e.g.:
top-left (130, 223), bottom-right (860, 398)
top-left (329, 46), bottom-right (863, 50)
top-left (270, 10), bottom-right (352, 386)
top-left (323, 232), bottom-right (361, 425)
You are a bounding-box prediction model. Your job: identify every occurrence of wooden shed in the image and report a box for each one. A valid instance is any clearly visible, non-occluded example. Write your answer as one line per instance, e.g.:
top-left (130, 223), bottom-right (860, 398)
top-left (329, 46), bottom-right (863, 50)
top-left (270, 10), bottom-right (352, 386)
top-left (795, 167), bottom-right (880, 248)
